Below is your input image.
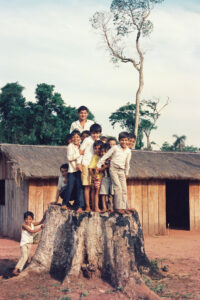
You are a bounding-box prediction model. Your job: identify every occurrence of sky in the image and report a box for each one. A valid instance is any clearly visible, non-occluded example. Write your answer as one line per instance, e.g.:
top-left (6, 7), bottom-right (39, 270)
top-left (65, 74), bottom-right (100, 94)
top-left (0, 0), bottom-right (200, 148)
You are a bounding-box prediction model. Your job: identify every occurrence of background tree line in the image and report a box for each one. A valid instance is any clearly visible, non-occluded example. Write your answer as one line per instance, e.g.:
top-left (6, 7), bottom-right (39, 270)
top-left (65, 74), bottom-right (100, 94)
top-left (0, 82), bottom-right (93, 145)
top-left (0, 82), bottom-right (199, 152)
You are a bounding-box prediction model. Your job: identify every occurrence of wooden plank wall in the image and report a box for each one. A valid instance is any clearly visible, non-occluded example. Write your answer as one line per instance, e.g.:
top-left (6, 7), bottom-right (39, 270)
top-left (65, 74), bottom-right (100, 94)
top-left (127, 179), bottom-right (166, 235)
top-left (28, 179), bottom-right (58, 222)
top-left (0, 180), bottom-right (28, 240)
top-left (189, 181), bottom-right (200, 231)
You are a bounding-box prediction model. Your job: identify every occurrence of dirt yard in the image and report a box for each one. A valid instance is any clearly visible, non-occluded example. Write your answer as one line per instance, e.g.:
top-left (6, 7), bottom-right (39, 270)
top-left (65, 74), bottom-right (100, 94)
top-left (0, 230), bottom-right (200, 300)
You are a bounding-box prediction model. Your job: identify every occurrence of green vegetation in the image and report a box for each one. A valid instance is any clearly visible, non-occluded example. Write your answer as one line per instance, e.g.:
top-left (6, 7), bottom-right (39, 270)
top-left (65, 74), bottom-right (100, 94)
top-left (0, 82), bottom-right (94, 145)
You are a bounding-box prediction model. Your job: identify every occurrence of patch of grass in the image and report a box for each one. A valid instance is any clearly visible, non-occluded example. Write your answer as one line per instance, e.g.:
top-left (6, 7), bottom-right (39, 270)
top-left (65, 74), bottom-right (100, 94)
top-left (116, 286), bottom-right (124, 292)
top-left (51, 283), bottom-right (61, 287)
top-left (182, 294), bottom-right (193, 299)
top-left (151, 284), bottom-right (163, 293)
top-left (107, 289), bottom-right (114, 294)
top-left (61, 287), bottom-right (70, 293)
top-left (150, 259), bottom-right (159, 272)
top-left (81, 290), bottom-right (89, 297)
top-left (58, 297), bottom-right (72, 300)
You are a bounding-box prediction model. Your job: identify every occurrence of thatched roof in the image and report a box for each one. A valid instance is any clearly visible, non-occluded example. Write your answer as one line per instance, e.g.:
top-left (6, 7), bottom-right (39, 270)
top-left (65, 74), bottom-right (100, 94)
top-left (0, 144), bottom-right (67, 181)
top-left (129, 150), bottom-right (200, 180)
top-left (0, 144), bottom-right (200, 181)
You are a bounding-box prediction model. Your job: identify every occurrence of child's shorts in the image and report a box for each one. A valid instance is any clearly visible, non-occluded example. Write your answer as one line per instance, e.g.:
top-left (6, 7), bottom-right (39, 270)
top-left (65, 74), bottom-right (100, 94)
top-left (94, 179), bottom-right (101, 189)
top-left (81, 165), bottom-right (92, 186)
top-left (100, 177), bottom-right (114, 195)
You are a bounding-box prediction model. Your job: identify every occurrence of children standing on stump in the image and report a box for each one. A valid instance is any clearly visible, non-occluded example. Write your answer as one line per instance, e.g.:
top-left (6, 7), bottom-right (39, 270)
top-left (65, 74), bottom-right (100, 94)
top-left (61, 130), bottom-right (84, 213)
top-left (13, 211), bottom-right (45, 275)
top-left (89, 140), bottom-right (103, 212)
top-left (77, 123), bottom-right (102, 212)
top-left (97, 132), bottom-right (131, 214)
top-left (99, 143), bottom-right (114, 212)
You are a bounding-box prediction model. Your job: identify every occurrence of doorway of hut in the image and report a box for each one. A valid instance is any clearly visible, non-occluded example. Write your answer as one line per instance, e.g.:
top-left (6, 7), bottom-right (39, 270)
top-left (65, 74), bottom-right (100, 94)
top-left (166, 180), bottom-right (190, 230)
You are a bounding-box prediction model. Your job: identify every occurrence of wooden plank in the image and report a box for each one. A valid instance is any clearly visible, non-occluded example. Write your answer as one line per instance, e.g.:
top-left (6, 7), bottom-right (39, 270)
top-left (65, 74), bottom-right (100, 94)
top-left (158, 181), bottom-right (166, 235)
top-left (127, 180), bottom-right (132, 208)
top-left (148, 181), bottom-right (159, 235)
top-left (194, 183), bottom-right (200, 231)
top-left (142, 180), bottom-right (148, 235)
top-left (189, 182), bottom-right (196, 231)
top-left (35, 181), bottom-right (44, 222)
top-left (28, 181), bottom-right (37, 218)
top-left (134, 181), bottom-right (142, 222)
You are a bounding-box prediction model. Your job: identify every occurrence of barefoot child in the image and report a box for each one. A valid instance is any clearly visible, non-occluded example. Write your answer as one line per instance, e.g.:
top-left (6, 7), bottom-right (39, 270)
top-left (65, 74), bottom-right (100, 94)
top-left (54, 163), bottom-right (69, 205)
top-left (89, 140), bottom-right (103, 212)
top-left (61, 130), bottom-right (84, 213)
top-left (77, 123), bottom-right (102, 212)
top-left (99, 143), bottom-right (114, 212)
top-left (13, 211), bottom-right (45, 275)
top-left (97, 132), bottom-right (131, 214)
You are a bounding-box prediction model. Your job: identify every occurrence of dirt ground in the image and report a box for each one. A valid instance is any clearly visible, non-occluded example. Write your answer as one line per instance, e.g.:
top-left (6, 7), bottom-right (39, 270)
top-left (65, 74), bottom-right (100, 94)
top-left (0, 230), bottom-right (200, 300)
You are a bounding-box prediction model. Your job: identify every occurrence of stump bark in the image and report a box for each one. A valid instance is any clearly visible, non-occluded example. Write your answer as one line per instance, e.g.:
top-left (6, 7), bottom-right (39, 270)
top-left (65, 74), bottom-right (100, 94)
top-left (27, 205), bottom-right (160, 299)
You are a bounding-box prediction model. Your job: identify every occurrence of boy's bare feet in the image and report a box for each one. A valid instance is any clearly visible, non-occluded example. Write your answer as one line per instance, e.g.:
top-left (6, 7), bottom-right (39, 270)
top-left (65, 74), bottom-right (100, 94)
top-left (85, 207), bottom-right (91, 212)
top-left (61, 205), bottom-right (68, 210)
top-left (76, 208), bottom-right (83, 214)
top-left (115, 209), bottom-right (125, 214)
top-left (108, 208), bottom-right (114, 213)
top-left (94, 208), bottom-right (101, 213)
top-left (101, 208), bottom-right (107, 213)
top-left (12, 268), bottom-right (20, 276)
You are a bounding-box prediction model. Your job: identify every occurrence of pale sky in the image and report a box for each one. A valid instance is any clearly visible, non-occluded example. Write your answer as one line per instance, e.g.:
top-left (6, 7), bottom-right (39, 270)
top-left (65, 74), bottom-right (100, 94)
top-left (0, 0), bottom-right (200, 148)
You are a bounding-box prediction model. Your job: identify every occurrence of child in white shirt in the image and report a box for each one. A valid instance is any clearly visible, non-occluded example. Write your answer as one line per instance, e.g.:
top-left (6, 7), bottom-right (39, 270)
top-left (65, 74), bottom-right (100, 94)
top-left (13, 211), bottom-right (45, 275)
top-left (77, 124), bottom-right (102, 212)
top-left (61, 130), bottom-right (84, 213)
top-left (97, 132), bottom-right (131, 214)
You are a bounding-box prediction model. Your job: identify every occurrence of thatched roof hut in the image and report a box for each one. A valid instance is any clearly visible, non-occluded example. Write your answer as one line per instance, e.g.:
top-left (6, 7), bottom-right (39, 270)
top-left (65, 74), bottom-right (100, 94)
top-left (129, 150), bottom-right (200, 180)
top-left (0, 144), bottom-right (67, 181)
top-left (0, 144), bottom-right (200, 239)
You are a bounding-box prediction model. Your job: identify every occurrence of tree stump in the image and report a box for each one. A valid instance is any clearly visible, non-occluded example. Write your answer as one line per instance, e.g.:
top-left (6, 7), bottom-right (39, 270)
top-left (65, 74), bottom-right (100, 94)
top-left (27, 205), bottom-right (160, 299)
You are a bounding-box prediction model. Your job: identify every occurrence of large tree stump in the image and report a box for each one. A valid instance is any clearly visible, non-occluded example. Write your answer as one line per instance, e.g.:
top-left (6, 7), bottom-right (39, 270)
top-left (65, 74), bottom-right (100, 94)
top-left (27, 205), bottom-right (160, 299)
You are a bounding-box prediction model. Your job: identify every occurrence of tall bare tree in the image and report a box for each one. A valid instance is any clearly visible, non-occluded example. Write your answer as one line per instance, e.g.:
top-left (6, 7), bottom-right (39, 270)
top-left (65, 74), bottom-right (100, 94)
top-left (90, 0), bottom-right (164, 139)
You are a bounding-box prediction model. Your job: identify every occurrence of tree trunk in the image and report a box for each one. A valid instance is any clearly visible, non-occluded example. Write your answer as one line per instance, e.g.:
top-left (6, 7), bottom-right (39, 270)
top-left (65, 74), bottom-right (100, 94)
top-left (134, 31), bottom-right (144, 140)
top-left (26, 205), bottom-right (160, 299)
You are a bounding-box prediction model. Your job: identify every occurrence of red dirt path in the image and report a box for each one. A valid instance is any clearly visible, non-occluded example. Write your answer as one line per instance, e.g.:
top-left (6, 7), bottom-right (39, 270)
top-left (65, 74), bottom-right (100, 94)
top-left (0, 230), bottom-right (200, 299)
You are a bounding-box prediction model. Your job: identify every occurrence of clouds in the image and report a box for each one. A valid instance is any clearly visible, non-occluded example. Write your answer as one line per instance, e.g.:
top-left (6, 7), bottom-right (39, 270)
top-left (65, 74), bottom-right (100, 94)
top-left (0, 0), bottom-right (199, 147)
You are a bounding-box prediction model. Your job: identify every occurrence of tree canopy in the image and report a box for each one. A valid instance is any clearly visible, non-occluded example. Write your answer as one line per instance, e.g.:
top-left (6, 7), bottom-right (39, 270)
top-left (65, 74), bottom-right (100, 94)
top-left (0, 82), bottom-right (94, 145)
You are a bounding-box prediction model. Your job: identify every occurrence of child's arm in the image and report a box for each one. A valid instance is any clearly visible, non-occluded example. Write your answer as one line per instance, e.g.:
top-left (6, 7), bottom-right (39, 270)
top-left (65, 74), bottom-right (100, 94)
top-left (77, 138), bottom-right (88, 165)
top-left (33, 211), bottom-right (47, 226)
top-left (22, 224), bottom-right (44, 233)
top-left (67, 144), bottom-right (81, 162)
top-left (96, 147), bottom-right (115, 170)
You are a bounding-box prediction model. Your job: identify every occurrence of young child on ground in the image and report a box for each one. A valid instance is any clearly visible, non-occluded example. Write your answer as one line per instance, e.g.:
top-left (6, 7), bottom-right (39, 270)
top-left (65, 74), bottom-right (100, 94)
top-left (98, 143), bottom-right (114, 212)
top-left (54, 163), bottom-right (69, 205)
top-left (81, 130), bottom-right (90, 142)
top-left (13, 211), bottom-right (45, 275)
top-left (89, 140), bottom-right (103, 212)
top-left (97, 132), bottom-right (131, 214)
top-left (128, 133), bottom-right (136, 150)
top-left (77, 123), bottom-right (102, 212)
top-left (108, 137), bottom-right (117, 148)
top-left (61, 130), bottom-right (84, 213)
top-left (70, 106), bottom-right (94, 133)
